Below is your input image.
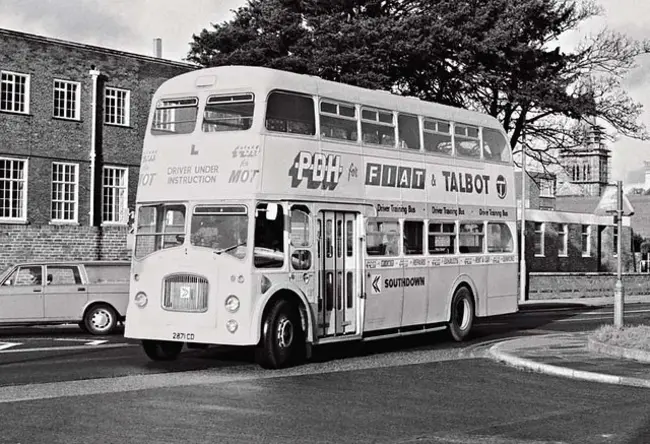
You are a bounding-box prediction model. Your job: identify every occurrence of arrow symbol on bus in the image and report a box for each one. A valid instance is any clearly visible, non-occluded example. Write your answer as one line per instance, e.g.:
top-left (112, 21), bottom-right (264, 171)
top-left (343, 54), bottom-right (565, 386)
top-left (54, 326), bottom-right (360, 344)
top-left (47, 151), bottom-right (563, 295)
top-left (372, 275), bottom-right (381, 293)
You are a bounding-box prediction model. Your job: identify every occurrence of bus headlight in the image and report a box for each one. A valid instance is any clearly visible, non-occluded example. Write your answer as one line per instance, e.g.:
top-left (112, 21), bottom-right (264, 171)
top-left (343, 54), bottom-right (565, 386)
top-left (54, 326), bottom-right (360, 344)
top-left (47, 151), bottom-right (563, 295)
top-left (226, 319), bottom-right (238, 333)
top-left (225, 295), bottom-right (240, 313)
top-left (134, 291), bottom-right (148, 308)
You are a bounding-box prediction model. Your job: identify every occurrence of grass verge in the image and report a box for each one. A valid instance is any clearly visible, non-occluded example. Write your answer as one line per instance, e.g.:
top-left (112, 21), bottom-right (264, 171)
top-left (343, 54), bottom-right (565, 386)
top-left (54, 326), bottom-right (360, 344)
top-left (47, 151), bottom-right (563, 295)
top-left (591, 324), bottom-right (650, 352)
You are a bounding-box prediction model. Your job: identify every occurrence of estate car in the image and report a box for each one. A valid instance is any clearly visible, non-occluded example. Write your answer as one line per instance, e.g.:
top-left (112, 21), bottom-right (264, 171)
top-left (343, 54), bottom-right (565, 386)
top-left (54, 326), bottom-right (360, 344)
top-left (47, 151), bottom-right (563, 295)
top-left (0, 261), bottom-right (130, 335)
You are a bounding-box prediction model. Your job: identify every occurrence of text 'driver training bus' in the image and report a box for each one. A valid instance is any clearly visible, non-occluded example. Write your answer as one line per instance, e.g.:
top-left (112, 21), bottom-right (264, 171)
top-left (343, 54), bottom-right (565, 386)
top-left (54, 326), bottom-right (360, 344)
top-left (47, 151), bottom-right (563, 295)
top-left (124, 65), bottom-right (518, 369)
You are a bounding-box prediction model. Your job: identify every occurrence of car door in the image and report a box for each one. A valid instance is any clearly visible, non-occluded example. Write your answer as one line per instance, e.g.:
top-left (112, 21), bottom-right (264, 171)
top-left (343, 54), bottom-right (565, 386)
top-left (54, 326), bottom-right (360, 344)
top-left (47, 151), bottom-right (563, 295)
top-left (0, 265), bottom-right (45, 321)
top-left (43, 265), bottom-right (87, 320)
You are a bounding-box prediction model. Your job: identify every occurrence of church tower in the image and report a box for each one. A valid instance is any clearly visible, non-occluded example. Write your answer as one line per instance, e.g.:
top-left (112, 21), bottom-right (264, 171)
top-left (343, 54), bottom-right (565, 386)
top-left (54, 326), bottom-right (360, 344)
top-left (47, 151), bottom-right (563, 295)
top-left (558, 119), bottom-right (611, 197)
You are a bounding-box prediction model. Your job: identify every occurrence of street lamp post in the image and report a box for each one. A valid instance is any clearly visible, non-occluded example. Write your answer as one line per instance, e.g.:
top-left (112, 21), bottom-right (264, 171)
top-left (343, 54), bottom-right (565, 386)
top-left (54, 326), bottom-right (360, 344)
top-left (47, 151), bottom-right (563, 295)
top-left (614, 180), bottom-right (624, 328)
top-left (519, 146), bottom-right (527, 303)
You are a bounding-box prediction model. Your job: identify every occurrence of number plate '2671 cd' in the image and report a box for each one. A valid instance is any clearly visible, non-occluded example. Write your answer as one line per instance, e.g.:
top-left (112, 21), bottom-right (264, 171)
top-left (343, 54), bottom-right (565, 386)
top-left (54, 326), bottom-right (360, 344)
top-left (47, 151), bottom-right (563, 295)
top-left (172, 332), bottom-right (195, 340)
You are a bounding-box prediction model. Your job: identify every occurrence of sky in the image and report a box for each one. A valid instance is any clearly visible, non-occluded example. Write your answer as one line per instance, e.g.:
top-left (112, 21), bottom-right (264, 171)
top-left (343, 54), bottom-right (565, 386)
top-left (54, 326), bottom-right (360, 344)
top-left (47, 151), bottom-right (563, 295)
top-left (1, 0), bottom-right (649, 183)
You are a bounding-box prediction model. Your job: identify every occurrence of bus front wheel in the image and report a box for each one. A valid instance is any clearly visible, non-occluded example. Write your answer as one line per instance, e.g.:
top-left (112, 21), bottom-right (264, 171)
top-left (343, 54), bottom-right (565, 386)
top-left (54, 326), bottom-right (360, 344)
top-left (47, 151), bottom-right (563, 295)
top-left (142, 340), bottom-right (183, 361)
top-left (448, 286), bottom-right (475, 342)
top-left (255, 299), bottom-right (305, 369)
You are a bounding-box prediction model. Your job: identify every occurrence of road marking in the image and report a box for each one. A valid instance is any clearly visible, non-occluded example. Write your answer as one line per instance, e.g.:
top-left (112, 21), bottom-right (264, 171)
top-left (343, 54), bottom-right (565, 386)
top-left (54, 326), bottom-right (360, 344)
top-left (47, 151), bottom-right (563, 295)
top-left (0, 343), bottom-right (134, 354)
top-left (53, 338), bottom-right (109, 346)
top-left (0, 342), bottom-right (21, 351)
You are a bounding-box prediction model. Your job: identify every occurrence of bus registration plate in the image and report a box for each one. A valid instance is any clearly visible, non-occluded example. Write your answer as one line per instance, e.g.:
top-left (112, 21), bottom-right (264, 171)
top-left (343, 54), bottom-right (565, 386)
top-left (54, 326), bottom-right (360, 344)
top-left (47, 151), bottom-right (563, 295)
top-left (172, 332), bottom-right (195, 341)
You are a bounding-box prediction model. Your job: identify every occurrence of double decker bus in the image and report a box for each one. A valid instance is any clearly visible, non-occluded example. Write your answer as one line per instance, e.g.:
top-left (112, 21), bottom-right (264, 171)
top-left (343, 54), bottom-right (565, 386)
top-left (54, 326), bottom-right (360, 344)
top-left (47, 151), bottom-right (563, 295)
top-left (125, 66), bottom-right (518, 369)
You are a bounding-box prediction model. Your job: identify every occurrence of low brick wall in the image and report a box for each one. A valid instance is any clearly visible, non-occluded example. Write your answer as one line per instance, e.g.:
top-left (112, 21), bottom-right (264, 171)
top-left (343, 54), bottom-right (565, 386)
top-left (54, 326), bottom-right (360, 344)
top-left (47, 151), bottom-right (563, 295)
top-left (528, 272), bottom-right (650, 300)
top-left (0, 225), bottom-right (131, 272)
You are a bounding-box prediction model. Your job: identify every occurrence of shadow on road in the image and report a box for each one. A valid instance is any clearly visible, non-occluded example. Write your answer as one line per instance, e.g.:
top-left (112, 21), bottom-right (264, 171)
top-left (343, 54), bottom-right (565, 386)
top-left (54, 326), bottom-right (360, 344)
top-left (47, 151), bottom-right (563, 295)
top-left (140, 303), bottom-right (606, 370)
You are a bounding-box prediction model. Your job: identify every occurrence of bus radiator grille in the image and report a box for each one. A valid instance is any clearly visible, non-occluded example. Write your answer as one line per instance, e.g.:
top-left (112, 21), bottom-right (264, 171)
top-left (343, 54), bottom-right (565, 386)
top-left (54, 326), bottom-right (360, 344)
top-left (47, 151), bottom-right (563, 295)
top-left (162, 274), bottom-right (209, 313)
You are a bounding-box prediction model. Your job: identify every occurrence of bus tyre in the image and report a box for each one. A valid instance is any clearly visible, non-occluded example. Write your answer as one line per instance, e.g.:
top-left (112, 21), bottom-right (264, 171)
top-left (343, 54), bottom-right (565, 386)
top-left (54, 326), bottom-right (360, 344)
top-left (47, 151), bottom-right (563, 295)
top-left (83, 304), bottom-right (118, 335)
top-left (448, 286), bottom-right (474, 342)
top-left (142, 340), bottom-right (183, 361)
top-left (255, 299), bottom-right (305, 369)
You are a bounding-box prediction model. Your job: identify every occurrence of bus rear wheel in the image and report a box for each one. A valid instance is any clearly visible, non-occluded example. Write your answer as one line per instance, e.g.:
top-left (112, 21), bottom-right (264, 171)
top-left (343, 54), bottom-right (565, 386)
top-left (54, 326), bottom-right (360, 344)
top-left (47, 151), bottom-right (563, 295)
top-left (142, 340), bottom-right (183, 361)
top-left (448, 286), bottom-right (474, 342)
top-left (255, 299), bottom-right (305, 369)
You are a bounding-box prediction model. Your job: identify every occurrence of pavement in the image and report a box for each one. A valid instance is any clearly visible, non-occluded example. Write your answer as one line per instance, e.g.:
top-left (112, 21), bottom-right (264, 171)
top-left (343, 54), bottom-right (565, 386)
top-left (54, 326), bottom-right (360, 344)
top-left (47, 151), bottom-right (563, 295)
top-left (489, 295), bottom-right (650, 388)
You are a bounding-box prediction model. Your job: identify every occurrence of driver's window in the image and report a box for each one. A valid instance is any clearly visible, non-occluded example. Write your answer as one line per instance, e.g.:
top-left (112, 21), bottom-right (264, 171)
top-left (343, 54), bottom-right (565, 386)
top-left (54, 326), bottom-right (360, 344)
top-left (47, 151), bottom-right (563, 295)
top-left (290, 205), bottom-right (311, 270)
top-left (8, 266), bottom-right (43, 286)
top-left (254, 203), bottom-right (285, 268)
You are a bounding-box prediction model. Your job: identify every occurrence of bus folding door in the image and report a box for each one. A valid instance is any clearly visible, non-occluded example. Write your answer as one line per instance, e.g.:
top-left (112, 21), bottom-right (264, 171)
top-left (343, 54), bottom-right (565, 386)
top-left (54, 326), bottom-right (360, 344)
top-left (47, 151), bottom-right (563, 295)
top-left (318, 211), bottom-right (358, 338)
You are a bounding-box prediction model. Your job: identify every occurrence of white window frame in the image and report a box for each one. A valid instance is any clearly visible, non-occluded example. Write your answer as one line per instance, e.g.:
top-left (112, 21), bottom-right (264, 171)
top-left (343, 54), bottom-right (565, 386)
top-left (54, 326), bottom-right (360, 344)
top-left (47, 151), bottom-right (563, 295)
top-left (53, 79), bottom-right (81, 120)
top-left (0, 157), bottom-right (28, 222)
top-left (104, 87), bottom-right (131, 126)
top-left (581, 225), bottom-right (591, 257)
top-left (360, 106), bottom-right (396, 147)
top-left (534, 222), bottom-right (545, 257)
top-left (1, 70), bottom-right (30, 114)
top-left (558, 223), bottom-right (568, 257)
top-left (101, 166), bottom-right (129, 224)
top-left (51, 162), bottom-right (79, 223)
top-left (539, 178), bottom-right (555, 198)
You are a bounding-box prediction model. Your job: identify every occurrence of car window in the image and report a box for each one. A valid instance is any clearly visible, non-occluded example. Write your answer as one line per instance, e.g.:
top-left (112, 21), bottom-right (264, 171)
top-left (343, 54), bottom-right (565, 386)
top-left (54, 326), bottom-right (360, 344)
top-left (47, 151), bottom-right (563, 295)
top-left (6, 266), bottom-right (43, 286)
top-left (84, 264), bottom-right (130, 283)
top-left (46, 266), bottom-right (82, 285)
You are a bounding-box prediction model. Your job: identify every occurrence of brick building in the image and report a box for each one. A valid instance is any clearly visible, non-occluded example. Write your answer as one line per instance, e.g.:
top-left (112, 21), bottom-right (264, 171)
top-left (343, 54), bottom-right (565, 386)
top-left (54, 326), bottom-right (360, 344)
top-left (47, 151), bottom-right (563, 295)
top-left (0, 29), bottom-right (194, 271)
top-left (516, 171), bottom-right (634, 273)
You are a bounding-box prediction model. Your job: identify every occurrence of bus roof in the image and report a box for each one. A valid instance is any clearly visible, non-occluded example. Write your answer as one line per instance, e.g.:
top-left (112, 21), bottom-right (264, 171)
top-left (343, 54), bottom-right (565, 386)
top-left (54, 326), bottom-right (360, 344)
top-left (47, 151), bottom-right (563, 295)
top-left (154, 65), bottom-right (504, 131)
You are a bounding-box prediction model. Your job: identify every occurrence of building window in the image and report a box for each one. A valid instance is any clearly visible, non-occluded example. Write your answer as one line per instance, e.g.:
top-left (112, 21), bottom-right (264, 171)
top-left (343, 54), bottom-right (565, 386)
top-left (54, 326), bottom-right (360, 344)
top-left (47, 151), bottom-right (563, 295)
top-left (102, 166), bottom-right (128, 223)
top-left (0, 157), bottom-right (27, 221)
top-left (51, 163), bottom-right (78, 222)
top-left (1, 71), bottom-right (30, 114)
top-left (104, 87), bottom-right (130, 126)
top-left (581, 225), bottom-right (591, 256)
top-left (558, 224), bottom-right (568, 256)
top-left (53, 80), bottom-right (81, 120)
top-left (534, 222), bottom-right (545, 256)
top-left (539, 178), bottom-right (555, 197)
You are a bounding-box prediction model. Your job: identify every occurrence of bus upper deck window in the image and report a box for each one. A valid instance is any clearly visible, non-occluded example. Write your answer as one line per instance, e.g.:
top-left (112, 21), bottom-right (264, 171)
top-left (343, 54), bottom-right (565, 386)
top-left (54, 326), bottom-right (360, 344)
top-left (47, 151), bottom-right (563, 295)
top-left (151, 97), bottom-right (198, 135)
top-left (482, 128), bottom-right (511, 163)
top-left (454, 124), bottom-right (481, 158)
top-left (203, 93), bottom-right (255, 132)
top-left (265, 91), bottom-right (315, 135)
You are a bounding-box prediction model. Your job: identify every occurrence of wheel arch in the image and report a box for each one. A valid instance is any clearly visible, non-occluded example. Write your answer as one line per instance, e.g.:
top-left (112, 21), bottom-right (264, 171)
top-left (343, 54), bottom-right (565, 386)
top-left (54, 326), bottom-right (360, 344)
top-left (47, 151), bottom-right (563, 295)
top-left (446, 274), bottom-right (478, 322)
top-left (82, 301), bottom-right (121, 322)
top-left (252, 283), bottom-right (314, 345)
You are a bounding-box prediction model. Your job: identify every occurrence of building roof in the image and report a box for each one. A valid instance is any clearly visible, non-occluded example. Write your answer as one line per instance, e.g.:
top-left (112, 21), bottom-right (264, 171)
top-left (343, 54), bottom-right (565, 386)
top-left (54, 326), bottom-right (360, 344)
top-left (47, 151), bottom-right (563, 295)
top-left (0, 27), bottom-right (197, 69)
top-left (557, 195), bottom-right (650, 238)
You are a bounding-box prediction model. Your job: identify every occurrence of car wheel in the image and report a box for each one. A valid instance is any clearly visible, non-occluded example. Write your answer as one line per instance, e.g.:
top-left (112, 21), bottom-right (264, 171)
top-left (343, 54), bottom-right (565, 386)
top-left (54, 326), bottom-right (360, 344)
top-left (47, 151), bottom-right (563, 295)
top-left (83, 304), bottom-right (118, 335)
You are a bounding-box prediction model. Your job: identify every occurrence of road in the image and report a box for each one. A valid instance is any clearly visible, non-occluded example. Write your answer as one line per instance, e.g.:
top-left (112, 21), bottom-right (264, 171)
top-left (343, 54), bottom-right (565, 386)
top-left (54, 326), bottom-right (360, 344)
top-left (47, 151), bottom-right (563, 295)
top-left (0, 302), bottom-right (649, 443)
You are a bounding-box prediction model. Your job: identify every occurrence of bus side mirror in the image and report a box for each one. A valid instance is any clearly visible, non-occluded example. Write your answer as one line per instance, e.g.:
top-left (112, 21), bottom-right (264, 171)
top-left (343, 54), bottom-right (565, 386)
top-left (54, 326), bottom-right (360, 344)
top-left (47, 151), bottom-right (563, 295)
top-left (266, 203), bottom-right (278, 221)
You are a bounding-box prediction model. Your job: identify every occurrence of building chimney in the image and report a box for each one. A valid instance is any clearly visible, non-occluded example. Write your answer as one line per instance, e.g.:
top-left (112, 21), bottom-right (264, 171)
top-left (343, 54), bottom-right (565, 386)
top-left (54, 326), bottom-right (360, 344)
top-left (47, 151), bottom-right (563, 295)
top-left (153, 38), bottom-right (162, 58)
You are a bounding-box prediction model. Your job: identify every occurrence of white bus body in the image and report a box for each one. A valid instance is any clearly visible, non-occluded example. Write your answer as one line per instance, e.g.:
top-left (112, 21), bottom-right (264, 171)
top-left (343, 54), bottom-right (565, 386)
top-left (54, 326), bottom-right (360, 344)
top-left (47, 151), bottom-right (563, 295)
top-left (125, 66), bottom-right (518, 368)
